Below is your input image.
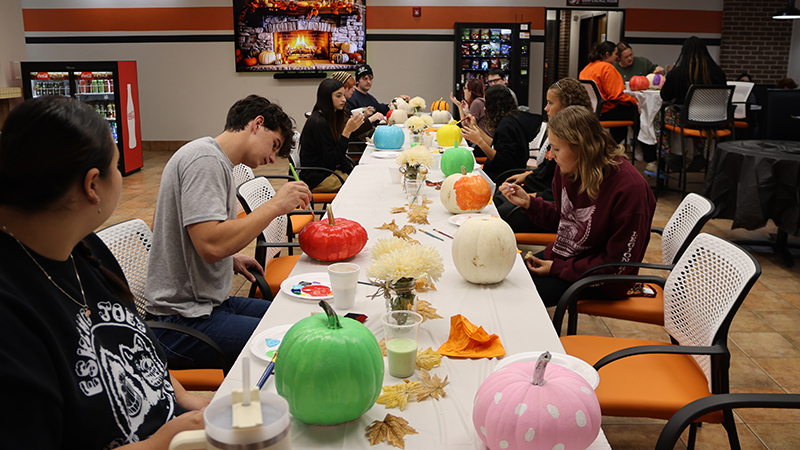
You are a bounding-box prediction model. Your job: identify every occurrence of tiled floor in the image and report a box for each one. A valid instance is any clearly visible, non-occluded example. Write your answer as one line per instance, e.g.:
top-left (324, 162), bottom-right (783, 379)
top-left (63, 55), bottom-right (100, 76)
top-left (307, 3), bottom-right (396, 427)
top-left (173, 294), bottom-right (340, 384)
top-left (104, 150), bottom-right (800, 450)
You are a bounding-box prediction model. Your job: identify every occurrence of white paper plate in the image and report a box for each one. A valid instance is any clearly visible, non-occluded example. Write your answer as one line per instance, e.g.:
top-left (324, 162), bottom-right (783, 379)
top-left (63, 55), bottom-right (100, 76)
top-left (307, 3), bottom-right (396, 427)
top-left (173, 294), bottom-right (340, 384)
top-left (448, 213), bottom-right (498, 227)
top-left (280, 272), bottom-right (333, 300)
top-left (494, 351), bottom-right (600, 389)
top-left (371, 151), bottom-right (400, 159)
top-left (249, 324), bottom-right (293, 362)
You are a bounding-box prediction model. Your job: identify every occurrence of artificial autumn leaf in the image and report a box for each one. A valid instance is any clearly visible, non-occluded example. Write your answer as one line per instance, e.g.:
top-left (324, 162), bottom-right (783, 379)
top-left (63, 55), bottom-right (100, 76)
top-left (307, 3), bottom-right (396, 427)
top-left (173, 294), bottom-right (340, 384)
top-left (377, 220), bottom-right (399, 231)
top-left (390, 206), bottom-right (407, 214)
top-left (379, 338), bottom-right (387, 356)
top-left (416, 369), bottom-right (449, 402)
top-left (416, 347), bottom-right (442, 370)
top-left (376, 220), bottom-right (418, 242)
top-left (366, 413), bottom-right (418, 449)
top-left (376, 380), bottom-right (422, 411)
top-left (407, 206), bottom-right (429, 225)
top-left (415, 278), bottom-right (437, 292)
top-left (416, 300), bottom-right (443, 322)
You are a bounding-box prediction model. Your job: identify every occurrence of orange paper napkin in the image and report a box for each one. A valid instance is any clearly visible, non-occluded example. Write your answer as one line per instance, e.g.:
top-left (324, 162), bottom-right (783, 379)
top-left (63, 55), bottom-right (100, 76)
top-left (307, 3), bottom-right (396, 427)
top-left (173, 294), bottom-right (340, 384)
top-left (437, 314), bottom-right (506, 358)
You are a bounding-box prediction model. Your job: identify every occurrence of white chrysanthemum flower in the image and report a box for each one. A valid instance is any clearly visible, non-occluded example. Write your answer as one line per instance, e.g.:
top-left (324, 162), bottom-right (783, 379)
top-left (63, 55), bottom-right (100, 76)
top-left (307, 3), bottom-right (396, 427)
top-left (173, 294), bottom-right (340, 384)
top-left (371, 237), bottom-right (408, 259)
top-left (421, 114), bottom-right (434, 127)
top-left (404, 116), bottom-right (427, 134)
top-left (367, 242), bottom-right (444, 284)
top-left (396, 146), bottom-right (434, 167)
top-left (409, 96), bottom-right (426, 111)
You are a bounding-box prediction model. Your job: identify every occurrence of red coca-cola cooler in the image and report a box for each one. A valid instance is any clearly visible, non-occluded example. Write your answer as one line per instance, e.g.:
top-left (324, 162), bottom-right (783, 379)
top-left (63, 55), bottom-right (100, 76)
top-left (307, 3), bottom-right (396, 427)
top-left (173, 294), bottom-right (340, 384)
top-left (20, 61), bottom-right (143, 175)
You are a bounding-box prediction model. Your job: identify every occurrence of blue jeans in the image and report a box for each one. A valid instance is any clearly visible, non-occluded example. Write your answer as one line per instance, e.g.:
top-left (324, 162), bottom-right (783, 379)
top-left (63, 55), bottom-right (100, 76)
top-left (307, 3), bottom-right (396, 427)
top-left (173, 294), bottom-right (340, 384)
top-left (152, 296), bottom-right (270, 371)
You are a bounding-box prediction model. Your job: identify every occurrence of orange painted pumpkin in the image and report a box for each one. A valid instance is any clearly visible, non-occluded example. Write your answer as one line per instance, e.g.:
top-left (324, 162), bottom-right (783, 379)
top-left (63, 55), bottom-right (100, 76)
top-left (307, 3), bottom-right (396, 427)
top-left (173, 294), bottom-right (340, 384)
top-left (431, 97), bottom-right (450, 112)
top-left (629, 75), bottom-right (650, 91)
top-left (244, 57), bottom-right (258, 66)
top-left (299, 205), bottom-right (368, 262)
top-left (440, 167), bottom-right (492, 214)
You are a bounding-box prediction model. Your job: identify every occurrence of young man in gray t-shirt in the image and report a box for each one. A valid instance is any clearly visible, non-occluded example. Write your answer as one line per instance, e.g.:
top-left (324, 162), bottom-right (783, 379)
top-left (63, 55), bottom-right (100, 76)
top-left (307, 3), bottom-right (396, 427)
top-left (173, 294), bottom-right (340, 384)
top-left (145, 95), bottom-right (311, 368)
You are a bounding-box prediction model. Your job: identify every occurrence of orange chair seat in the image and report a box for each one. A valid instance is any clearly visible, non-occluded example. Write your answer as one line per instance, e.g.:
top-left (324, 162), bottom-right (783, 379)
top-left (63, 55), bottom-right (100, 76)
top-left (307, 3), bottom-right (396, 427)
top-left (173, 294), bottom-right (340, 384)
top-left (257, 255), bottom-right (302, 298)
top-left (577, 285), bottom-right (664, 326)
top-left (290, 213), bottom-right (314, 235)
top-left (561, 335), bottom-right (722, 422)
top-left (664, 124), bottom-right (732, 138)
top-left (734, 121), bottom-right (749, 129)
top-left (515, 233), bottom-right (558, 246)
top-left (312, 193), bottom-right (337, 204)
top-left (475, 156), bottom-right (487, 164)
top-left (170, 369), bottom-right (225, 391)
top-left (600, 120), bottom-right (634, 128)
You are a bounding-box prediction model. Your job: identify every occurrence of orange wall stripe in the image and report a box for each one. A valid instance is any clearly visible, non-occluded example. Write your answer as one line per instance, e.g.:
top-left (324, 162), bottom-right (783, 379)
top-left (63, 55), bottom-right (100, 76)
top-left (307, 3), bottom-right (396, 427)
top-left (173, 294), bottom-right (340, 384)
top-left (625, 9), bottom-right (722, 34)
top-left (367, 6), bottom-right (545, 30)
top-left (22, 7), bottom-right (233, 32)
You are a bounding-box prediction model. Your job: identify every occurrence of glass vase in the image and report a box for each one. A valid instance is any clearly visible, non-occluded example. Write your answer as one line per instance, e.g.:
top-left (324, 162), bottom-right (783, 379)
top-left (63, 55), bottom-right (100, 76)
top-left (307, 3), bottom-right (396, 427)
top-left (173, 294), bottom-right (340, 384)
top-left (409, 133), bottom-right (424, 146)
top-left (385, 277), bottom-right (417, 312)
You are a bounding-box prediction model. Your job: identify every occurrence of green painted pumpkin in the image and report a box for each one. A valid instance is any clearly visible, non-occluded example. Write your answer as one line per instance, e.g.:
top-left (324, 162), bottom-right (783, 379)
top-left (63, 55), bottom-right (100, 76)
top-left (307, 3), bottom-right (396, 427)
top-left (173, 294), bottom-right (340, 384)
top-left (275, 301), bottom-right (384, 425)
top-left (440, 144), bottom-right (475, 177)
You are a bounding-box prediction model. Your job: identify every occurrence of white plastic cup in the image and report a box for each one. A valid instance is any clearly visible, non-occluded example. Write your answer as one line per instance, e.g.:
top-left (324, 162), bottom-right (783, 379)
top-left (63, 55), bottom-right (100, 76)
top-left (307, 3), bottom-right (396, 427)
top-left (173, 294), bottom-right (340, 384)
top-left (327, 263), bottom-right (360, 310)
top-left (382, 310), bottom-right (423, 378)
top-left (423, 132), bottom-right (434, 148)
top-left (388, 166), bottom-right (402, 184)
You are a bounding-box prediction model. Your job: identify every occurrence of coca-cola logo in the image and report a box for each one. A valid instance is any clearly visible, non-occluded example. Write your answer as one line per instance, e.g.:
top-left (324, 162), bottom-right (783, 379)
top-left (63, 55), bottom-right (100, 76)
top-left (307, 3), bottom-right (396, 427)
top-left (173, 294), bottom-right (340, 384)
top-left (80, 72), bottom-right (94, 80)
top-left (36, 72), bottom-right (50, 80)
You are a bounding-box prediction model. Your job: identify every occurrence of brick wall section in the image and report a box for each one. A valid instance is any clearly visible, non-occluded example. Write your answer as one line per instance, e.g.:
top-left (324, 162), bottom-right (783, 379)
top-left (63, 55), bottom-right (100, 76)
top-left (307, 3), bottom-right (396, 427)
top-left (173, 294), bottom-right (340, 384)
top-left (720, 0), bottom-right (793, 84)
top-left (558, 10), bottom-right (571, 80)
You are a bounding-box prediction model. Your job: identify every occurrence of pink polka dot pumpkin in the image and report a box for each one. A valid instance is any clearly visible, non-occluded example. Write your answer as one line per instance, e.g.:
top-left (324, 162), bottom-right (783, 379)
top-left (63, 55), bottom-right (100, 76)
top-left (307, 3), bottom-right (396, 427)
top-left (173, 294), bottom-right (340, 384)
top-left (473, 354), bottom-right (601, 450)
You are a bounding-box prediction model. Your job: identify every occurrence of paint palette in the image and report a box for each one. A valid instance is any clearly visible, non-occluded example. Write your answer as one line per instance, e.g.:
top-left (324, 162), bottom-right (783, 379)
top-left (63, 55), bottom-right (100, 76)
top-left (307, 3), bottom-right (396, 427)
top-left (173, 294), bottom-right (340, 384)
top-left (280, 272), bottom-right (333, 301)
top-left (249, 324), bottom-right (293, 362)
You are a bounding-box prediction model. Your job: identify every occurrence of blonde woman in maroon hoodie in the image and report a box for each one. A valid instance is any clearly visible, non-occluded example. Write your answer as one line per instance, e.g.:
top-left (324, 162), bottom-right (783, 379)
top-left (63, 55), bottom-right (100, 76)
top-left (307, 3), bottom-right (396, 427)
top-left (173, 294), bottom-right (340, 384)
top-left (501, 105), bottom-right (656, 307)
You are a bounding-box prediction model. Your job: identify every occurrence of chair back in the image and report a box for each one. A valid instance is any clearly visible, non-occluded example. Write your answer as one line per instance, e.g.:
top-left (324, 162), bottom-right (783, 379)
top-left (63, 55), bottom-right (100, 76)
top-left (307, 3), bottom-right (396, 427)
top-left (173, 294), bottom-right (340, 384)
top-left (578, 79), bottom-right (604, 118)
top-left (660, 193), bottom-right (715, 265)
top-left (289, 130), bottom-right (301, 167)
top-left (96, 218), bottom-right (153, 316)
top-left (232, 164), bottom-right (255, 188)
top-left (682, 85), bottom-right (735, 128)
top-left (236, 176), bottom-right (289, 261)
top-left (663, 233), bottom-right (760, 390)
top-left (727, 81), bottom-right (754, 120)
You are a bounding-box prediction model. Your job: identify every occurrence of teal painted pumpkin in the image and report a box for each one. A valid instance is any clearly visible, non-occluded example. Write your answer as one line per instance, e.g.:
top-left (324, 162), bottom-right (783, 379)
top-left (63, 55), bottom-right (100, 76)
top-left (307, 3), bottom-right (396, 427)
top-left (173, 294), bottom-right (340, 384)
top-left (275, 301), bottom-right (384, 425)
top-left (440, 144), bottom-right (475, 177)
top-left (373, 125), bottom-right (404, 149)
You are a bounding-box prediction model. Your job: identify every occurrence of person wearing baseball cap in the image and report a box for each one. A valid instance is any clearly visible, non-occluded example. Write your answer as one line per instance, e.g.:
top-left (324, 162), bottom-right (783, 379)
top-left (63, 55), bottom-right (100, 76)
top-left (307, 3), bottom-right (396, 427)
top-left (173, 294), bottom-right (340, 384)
top-left (346, 64), bottom-right (409, 118)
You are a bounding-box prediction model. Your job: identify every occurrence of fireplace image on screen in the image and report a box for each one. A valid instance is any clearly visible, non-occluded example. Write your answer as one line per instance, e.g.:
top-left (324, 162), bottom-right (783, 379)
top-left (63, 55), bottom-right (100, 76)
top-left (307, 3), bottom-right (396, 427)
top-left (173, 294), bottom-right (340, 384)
top-left (234, 0), bottom-right (366, 72)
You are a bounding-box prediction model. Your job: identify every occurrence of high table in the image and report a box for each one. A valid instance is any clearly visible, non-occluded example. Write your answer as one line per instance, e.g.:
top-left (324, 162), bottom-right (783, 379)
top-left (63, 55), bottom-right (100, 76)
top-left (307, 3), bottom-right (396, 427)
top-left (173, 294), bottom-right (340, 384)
top-left (704, 140), bottom-right (800, 266)
top-left (214, 151), bottom-right (611, 449)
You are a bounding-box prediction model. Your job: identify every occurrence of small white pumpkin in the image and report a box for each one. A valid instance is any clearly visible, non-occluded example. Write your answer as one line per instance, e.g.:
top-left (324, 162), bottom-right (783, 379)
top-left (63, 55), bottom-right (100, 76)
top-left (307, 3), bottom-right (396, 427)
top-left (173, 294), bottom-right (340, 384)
top-left (332, 52), bottom-right (349, 64)
top-left (258, 51), bottom-right (276, 65)
top-left (452, 216), bottom-right (516, 284)
top-left (340, 41), bottom-right (357, 54)
top-left (391, 97), bottom-right (409, 112)
top-left (387, 109), bottom-right (407, 125)
top-left (431, 109), bottom-right (452, 124)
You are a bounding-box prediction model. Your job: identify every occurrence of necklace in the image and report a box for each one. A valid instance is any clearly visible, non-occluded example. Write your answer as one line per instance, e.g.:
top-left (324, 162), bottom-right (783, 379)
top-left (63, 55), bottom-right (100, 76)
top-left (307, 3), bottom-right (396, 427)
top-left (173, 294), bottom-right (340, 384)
top-left (1, 225), bottom-right (90, 318)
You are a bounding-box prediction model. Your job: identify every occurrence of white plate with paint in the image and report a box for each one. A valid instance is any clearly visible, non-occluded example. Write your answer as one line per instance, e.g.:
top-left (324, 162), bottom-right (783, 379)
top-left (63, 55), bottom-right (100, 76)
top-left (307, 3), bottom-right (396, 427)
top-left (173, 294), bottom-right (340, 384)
top-left (280, 272), bottom-right (333, 301)
top-left (249, 324), bottom-right (293, 362)
top-left (494, 351), bottom-right (600, 389)
top-left (447, 213), bottom-right (498, 227)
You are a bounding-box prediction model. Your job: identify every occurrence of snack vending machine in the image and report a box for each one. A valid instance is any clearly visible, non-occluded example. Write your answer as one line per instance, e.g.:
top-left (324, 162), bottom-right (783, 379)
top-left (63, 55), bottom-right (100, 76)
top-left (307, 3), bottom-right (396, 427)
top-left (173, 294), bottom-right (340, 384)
top-left (453, 22), bottom-right (531, 107)
top-left (21, 61), bottom-right (143, 175)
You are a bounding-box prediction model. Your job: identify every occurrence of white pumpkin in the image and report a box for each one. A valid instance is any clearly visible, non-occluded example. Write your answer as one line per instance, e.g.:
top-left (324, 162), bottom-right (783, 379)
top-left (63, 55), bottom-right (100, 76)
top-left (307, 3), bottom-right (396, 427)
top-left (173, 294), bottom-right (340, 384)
top-left (340, 41), bottom-right (357, 54)
top-left (391, 97), bottom-right (409, 112)
top-left (431, 109), bottom-right (452, 124)
top-left (452, 217), bottom-right (517, 284)
top-left (387, 109), bottom-right (407, 125)
top-left (258, 51), bottom-right (276, 65)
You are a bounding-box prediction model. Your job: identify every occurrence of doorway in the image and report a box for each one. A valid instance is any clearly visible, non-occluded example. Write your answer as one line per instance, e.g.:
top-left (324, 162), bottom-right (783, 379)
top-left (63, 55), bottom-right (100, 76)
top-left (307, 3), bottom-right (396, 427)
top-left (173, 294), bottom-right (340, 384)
top-left (542, 8), bottom-right (625, 111)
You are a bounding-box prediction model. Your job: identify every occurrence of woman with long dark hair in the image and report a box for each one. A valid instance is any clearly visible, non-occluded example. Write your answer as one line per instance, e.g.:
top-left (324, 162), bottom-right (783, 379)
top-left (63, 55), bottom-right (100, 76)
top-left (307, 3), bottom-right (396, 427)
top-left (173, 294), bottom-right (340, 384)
top-left (299, 78), bottom-right (364, 192)
top-left (579, 40), bottom-right (639, 145)
top-left (0, 96), bottom-right (207, 448)
top-left (501, 106), bottom-right (656, 307)
top-left (659, 36), bottom-right (727, 170)
top-left (450, 78), bottom-right (488, 136)
top-left (462, 84), bottom-right (542, 182)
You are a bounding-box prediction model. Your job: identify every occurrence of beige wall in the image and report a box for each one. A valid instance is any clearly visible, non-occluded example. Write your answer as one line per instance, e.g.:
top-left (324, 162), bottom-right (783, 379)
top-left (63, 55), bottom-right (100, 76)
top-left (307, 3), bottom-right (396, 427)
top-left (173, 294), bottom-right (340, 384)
top-left (0, 0), bottom-right (27, 89)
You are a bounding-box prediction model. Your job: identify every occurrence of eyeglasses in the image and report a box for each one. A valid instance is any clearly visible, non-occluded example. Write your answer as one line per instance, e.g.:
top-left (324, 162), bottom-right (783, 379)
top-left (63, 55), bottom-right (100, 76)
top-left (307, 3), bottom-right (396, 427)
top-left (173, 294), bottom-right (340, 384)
top-left (487, 77), bottom-right (504, 85)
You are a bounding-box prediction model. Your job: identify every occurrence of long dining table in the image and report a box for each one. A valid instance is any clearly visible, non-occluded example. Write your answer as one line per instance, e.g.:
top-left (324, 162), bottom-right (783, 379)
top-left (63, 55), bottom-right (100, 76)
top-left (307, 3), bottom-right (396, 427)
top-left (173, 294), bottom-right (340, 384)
top-left (213, 129), bottom-right (612, 449)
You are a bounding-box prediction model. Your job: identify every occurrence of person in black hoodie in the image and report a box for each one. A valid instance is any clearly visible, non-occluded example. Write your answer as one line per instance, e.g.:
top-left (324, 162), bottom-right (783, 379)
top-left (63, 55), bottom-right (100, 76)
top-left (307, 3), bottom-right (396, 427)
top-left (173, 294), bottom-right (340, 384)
top-left (462, 84), bottom-right (543, 182)
top-left (658, 36), bottom-right (727, 171)
top-left (299, 78), bottom-right (365, 192)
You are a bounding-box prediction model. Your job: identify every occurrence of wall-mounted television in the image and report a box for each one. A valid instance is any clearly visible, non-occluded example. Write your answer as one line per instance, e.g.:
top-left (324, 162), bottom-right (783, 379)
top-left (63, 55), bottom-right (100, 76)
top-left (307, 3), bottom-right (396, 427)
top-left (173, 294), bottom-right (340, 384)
top-left (234, 0), bottom-right (367, 73)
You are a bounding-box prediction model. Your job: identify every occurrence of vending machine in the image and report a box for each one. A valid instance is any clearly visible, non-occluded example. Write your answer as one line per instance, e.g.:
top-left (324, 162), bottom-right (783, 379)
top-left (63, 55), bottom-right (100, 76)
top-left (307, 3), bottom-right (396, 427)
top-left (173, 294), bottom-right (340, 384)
top-left (20, 61), bottom-right (143, 175)
top-left (453, 22), bottom-right (532, 107)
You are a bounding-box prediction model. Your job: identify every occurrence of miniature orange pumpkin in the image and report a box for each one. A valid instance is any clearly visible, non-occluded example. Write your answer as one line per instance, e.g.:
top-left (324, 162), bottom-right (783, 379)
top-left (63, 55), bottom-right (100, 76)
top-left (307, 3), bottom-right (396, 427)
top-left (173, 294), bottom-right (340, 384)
top-left (440, 167), bottom-right (491, 214)
top-left (244, 57), bottom-right (258, 66)
top-left (431, 97), bottom-right (450, 112)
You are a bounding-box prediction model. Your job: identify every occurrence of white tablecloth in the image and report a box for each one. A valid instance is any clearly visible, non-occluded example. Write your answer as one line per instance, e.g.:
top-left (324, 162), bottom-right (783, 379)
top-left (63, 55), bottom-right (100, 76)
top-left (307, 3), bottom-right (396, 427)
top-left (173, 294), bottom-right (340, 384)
top-left (214, 163), bottom-right (611, 449)
top-left (628, 89), bottom-right (663, 145)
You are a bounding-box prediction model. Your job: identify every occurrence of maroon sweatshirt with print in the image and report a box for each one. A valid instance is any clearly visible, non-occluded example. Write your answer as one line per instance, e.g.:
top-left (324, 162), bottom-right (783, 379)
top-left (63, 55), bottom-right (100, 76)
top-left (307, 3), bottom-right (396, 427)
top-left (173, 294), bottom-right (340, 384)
top-left (523, 156), bottom-right (656, 298)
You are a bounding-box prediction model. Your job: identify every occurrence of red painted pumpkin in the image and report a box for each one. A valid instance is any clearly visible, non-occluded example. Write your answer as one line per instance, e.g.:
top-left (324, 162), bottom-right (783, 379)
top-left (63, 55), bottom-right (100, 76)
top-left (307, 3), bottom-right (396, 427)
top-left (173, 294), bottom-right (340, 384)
top-left (629, 75), bottom-right (650, 91)
top-left (299, 205), bottom-right (368, 261)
